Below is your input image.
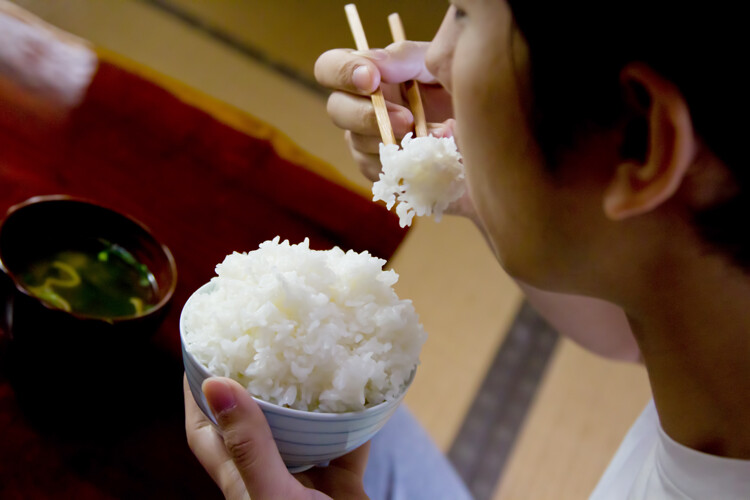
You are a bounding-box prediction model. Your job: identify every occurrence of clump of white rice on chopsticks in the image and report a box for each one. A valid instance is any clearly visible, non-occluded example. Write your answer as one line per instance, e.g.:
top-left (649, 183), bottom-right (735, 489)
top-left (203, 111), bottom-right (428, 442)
top-left (182, 237), bottom-right (426, 413)
top-left (374, 132), bottom-right (465, 228)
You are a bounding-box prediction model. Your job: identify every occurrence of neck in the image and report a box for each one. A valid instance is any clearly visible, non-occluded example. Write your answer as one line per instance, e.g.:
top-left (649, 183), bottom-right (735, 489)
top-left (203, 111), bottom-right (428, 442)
top-left (626, 249), bottom-right (750, 458)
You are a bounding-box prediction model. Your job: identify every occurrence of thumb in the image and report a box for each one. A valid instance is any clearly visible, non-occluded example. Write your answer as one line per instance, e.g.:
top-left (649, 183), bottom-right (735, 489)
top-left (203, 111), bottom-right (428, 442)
top-left (360, 41), bottom-right (436, 85)
top-left (203, 377), bottom-right (303, 500)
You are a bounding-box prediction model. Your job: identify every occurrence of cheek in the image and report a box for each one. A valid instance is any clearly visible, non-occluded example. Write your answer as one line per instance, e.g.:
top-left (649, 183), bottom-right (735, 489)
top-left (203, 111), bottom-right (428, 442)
top-left (451, 39), bottom-right (555, 277)
top-left (452, 46), bottom-right (532, 207)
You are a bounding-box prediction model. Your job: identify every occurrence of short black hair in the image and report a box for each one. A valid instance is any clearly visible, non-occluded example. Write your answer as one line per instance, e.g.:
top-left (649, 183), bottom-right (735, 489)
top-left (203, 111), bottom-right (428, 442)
top-left (506, 1), bottom-right (750, 270)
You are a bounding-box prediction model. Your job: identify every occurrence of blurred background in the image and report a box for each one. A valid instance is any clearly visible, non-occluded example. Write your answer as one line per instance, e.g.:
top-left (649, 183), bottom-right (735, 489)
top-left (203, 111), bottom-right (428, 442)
top-left (4, 1), bottom-right (651, 499)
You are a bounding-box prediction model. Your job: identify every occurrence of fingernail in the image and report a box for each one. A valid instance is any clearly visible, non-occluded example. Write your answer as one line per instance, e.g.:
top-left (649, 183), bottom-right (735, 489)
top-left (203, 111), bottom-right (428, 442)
top-left (203, 378), bottom-right (237, 417)
top-left (368, 49), bottom-right (389, 60)
top-left (352, 65), bottom-right (373, 91)
top-left (429, 119), bottom-right (455, 138)
top-left (428, 123), bottom-right (447, 138)
top-left (352, 49), bottom-right (388, 61)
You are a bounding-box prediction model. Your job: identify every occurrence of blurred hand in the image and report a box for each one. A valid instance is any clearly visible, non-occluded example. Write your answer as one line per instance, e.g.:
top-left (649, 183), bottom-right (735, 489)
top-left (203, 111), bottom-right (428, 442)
top-left (184, 375), bottom-right (370, 500)
top-left (0, 2), bottom-right (97, 122)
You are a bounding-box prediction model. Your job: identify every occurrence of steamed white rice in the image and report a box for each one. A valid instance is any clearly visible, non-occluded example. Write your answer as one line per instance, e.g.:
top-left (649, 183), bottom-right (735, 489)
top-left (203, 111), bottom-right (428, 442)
top-left (183, 237), bottom-right (426, 413)
top-left (374, 133), bottom-right (465, 228)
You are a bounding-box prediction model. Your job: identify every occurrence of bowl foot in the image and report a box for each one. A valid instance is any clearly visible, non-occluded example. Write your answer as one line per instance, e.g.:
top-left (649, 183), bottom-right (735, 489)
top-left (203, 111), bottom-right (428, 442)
top-left (286, 464), bottom-right (315, 474)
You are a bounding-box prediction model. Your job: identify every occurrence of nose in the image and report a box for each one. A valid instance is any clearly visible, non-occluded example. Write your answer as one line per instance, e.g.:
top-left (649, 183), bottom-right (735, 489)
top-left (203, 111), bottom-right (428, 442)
top-left (425, 7), bottom-right (457, 93)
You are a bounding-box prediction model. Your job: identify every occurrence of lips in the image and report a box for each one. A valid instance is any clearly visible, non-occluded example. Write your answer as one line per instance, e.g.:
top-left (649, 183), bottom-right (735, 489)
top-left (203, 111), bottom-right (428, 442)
top-left (443, 119), bottom-right (462, 154)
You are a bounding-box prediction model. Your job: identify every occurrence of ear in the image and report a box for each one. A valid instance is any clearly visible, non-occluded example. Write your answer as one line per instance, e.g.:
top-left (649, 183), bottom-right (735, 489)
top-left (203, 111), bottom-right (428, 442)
top-left (603, 63), bottom-right (697, 220)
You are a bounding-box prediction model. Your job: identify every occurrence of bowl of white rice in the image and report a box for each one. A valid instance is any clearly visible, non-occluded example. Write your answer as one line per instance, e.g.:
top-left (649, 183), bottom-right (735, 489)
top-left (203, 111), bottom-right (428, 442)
top-left (180, 237), bottom-right (426, 472)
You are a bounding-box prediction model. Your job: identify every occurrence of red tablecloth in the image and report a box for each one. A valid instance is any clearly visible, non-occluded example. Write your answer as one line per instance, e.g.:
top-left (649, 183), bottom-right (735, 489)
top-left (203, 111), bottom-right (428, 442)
top-left (0, 60), bottom-right (406, 499)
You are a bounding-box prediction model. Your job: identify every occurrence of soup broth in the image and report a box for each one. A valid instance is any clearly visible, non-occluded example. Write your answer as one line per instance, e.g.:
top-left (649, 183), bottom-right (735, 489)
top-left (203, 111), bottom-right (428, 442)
top-left (20, 238), bottom-right (158, 319)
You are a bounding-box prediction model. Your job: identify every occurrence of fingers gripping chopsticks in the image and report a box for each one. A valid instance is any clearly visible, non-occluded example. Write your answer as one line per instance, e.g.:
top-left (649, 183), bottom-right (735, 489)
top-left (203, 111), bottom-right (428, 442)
top-left (344, 4), bottom-right (427, 146)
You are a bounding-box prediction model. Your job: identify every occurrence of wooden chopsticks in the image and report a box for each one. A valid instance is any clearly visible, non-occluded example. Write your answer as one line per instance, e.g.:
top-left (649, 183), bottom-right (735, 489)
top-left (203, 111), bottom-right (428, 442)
top-left (345, 4), bottom-right (396, 145)
top-left (387, 13), bottom-right (427, 138)
top-left (345, 5), bottom-right (427, 146)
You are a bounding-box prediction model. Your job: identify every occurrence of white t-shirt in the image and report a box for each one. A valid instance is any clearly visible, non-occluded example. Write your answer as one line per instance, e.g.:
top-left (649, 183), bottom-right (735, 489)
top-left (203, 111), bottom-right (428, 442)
top-left (590, 400), bottom-right (750, 499)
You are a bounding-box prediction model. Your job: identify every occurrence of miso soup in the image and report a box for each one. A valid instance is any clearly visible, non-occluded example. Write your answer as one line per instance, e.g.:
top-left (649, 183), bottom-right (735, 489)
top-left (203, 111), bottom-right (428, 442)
top-left (19, 238), bottom-right (158, 319)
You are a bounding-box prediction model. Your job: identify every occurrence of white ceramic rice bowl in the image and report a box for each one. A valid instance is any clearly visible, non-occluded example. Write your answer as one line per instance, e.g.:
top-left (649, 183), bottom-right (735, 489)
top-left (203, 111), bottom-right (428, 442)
top-left (180, 283), bottom-right (414, 473)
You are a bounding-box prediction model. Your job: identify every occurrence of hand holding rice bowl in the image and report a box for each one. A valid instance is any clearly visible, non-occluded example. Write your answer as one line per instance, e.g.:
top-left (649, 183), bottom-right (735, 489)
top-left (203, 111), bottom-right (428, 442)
top-left (180, 237), bottom-right (426, 471)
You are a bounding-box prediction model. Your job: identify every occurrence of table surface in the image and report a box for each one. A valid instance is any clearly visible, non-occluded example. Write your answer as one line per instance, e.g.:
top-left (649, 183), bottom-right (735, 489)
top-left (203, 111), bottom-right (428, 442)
top-left (0, 61), bottom-right (405, 499)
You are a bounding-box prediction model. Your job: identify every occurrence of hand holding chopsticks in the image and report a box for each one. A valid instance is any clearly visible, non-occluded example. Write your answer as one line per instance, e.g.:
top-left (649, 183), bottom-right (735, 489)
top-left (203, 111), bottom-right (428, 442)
top-left (344, 4), bottom-right (427, 146)
top-left (387, 13), bottom-right (428, 139)
top-left (345, 4), bottom-right (397, 146)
